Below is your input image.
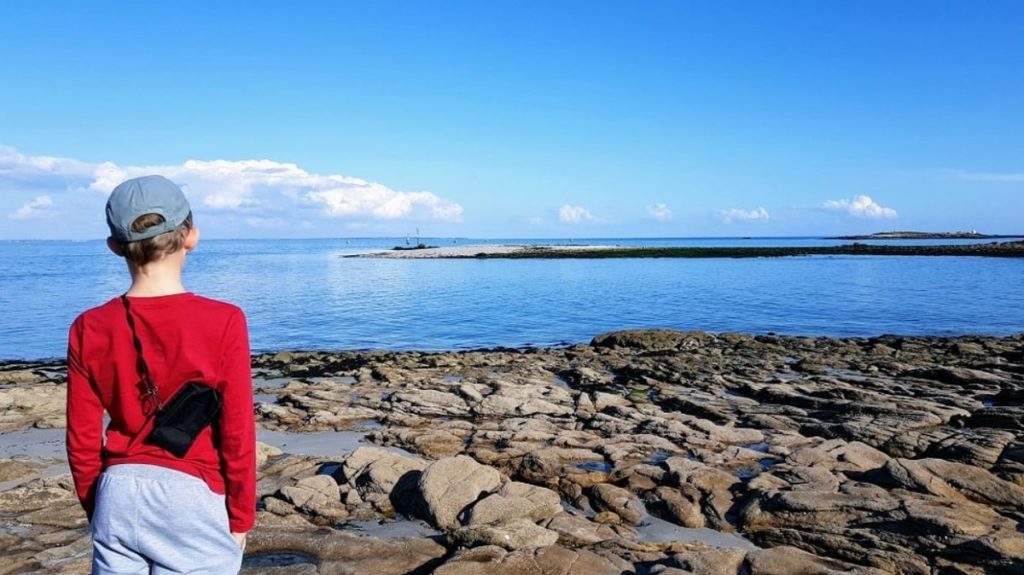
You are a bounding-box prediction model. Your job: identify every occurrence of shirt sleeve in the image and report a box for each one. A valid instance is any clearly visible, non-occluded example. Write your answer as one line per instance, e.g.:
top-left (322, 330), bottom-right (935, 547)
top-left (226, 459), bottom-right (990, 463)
top-left (217, 308), bottom-right (257, 532)
top-left (65, 316), bottom-right (105, 521)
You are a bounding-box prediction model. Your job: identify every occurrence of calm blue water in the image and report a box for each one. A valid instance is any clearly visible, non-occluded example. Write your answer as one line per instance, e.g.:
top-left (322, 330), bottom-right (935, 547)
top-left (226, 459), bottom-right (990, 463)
top-left (1, 237), bottom-right (1022, 360)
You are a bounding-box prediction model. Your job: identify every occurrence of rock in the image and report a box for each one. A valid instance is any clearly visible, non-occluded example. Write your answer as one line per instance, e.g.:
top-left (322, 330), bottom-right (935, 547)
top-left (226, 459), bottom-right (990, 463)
top-left (589, 483), bottom-right (645, 525)
top-left (663, 457), bottom-right (739, 529)
top-left (418, 455), bottom-right (502, 529)
top-left (922, 427), bottom-right (1018, 467)
top-left (246, 517), bottom-right (447, 575)
top-left (390, 389), bottom-right (469, 417)
top-left (772, 466), bottom-right (841, 493)
top-left (339, 447), bottom-right (427, 502)
top-left (911, 366), bottom-right (1007, 386)
top-left (0, 383), bottom-right (66, 431)
top-left (591, 329), bottom-right (714, 351)
top-left (511, 447), bottom-right (609, 488)
top-left (822, 441), bottom-right (889, 472)
top-left (746, 545), bottom-right (890, 574)
top-left (0, 458), bottom-right (49, 483)
top-left (434, 544), bottom-right (626, 575)
top-left (277, 475), bottom-right (347, 520)
top-left (647, 486), bottom-right (705, 528)
top-left (592, 392), bottom-right (630, 412)
top-left (475, 383), bottom-right (574, 418)
top-left (876, 458), bottom-right (1024, 507)
top-left (968, 405), bottom-right (1024, 430)
top-left (466, 481), bottom-right (563, 525)
top-left (669, 548), bottom-right (747, 575)
top-left (542, 513), bottom-right (618, 545)
top-left (450, 518), bottom-right (560, 550)
top-left (739, 481), bottom-right (1024, 574)
top-left (256, 441), bottom-right (284, 467)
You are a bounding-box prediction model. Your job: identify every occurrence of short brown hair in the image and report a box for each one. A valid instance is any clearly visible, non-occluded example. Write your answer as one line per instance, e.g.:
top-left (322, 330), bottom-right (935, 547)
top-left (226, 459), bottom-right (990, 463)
top-left (119, 212), bottom-right (193, 267)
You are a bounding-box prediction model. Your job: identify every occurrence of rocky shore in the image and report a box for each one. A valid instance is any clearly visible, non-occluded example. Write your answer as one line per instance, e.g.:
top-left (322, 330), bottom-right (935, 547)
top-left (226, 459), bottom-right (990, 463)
top-left (1, 330), bottom-right (1023, 574)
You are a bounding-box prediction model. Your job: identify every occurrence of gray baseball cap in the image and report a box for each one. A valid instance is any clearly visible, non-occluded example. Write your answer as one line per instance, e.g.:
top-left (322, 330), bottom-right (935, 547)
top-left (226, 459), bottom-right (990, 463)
top-left (106, 175), bottom-right (192, 242)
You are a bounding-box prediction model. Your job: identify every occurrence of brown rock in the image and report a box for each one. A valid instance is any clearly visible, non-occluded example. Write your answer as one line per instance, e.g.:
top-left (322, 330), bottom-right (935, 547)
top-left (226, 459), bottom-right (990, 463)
top-left (746, 545), bottom-right (890, 575)
top-left (418, 455), bottom-right (502, 529)
top-left (450, 518), bottom-right (560, 550)
top-left (434, 544), bottom-right (626, 575)
top-left (590, 483), bottom-right (646, 525)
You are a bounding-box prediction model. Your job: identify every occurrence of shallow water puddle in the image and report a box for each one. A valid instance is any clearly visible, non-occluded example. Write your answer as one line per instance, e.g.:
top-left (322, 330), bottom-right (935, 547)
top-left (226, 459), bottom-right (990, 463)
top-left (257, 429), bottom-right (370, 457)
top-left (257, 427), bottom-right (414, 458)
top-left (735, 457), bottom-right (781, 480)
top-left (635, 514), bottom-right (758, 550)
top-left (306, 376), bottom-right (357, 385)
top-left (342, 517), bottom-right (441, 539)
top-left (0, 427), bottom-right (66, 459)
top-left (253, 377), bottom-right (295, 389)
top-left (242, 552), bottom-right (317, 568)
top-left (647, 451), bottom-right (671, 465)
top-left (575, 460), bottom-right (613, 473)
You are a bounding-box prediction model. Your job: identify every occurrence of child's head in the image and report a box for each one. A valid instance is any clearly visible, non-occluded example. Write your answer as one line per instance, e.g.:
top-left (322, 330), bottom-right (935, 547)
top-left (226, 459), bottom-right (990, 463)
top-left (105, 175), bottom-right (196, 267)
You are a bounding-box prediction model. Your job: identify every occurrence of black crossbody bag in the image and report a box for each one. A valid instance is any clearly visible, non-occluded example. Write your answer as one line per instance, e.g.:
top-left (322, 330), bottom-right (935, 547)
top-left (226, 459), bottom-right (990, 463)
top-left (122, 295), bottom-right (222, 458)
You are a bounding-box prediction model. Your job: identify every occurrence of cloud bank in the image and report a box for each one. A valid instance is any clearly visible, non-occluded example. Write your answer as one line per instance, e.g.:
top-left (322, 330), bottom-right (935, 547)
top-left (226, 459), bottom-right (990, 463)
top-left (1, 145), bottom-right (462, 232)
top-left (717, 207), bottom-right (769, 224)
top-left (821, 195), bottom-right (897, 219)
top-left (558, 204), bottom-right (594, 224)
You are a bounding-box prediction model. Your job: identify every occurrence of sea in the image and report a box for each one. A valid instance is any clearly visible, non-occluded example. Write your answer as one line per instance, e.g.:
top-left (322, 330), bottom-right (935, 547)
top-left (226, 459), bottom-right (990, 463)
top-left (1, 237), bottom-right (1023, 361)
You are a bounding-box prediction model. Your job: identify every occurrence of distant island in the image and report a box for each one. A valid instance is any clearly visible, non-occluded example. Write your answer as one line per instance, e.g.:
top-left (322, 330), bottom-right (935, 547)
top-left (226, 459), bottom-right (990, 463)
top-left (360, 241), bottom-right (1024, 259)
top-left (829, 230), bottom-right (1021, 240)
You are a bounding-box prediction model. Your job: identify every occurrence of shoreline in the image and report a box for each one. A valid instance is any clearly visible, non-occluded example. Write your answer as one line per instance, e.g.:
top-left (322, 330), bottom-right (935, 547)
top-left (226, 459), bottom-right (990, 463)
top-left (2, 329), bottom-right (1022, 573)
top-left (6, 327), bottom-right (1024, 365)
top-left (354, 240), bottom-right (1024, 259)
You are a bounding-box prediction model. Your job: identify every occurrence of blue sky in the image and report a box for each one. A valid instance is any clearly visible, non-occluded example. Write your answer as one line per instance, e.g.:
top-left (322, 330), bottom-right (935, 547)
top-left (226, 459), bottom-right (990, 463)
top-left (2, 1), bottom-right (1022, 239)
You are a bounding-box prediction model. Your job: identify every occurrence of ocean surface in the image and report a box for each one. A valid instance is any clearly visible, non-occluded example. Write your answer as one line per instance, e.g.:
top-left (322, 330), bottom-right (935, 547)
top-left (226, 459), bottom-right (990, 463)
top-left (1, 237), bottom-right (1022, 361)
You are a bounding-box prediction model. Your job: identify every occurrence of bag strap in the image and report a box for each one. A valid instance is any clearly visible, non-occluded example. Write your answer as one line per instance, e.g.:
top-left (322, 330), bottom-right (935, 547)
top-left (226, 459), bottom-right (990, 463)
top-left (121, 295), bottom-right (163, 412)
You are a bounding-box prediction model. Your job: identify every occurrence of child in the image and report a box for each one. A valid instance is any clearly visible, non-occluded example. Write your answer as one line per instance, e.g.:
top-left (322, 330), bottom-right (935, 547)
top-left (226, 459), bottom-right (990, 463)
top-left (66, 175), bottom-right (256, 574)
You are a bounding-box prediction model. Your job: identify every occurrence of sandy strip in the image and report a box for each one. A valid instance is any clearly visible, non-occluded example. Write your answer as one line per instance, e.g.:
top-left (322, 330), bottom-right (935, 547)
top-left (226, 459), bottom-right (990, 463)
top-left (362, 244), bottom-right (624, 259)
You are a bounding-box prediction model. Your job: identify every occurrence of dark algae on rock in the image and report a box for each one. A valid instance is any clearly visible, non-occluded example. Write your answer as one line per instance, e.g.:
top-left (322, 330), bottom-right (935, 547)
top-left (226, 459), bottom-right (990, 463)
top-left (1, 330), bottom-right (1022, 573)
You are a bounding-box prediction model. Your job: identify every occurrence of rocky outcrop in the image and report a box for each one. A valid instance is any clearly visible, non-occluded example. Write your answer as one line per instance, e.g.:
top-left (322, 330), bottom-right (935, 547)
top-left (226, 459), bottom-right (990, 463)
top-left (3, 330), bottom-right (1023, 573)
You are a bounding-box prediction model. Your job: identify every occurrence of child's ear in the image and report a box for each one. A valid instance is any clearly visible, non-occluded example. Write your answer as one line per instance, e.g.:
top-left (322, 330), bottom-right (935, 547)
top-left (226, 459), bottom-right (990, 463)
top-left (184, 227), bottom-right (200, 252)
top-left (106, 237), bottom-right (125, 256)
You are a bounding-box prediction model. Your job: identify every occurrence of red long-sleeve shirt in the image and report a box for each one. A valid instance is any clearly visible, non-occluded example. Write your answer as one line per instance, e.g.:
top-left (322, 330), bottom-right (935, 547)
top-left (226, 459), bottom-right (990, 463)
top-left (66, 293), bottom-right (256, 532)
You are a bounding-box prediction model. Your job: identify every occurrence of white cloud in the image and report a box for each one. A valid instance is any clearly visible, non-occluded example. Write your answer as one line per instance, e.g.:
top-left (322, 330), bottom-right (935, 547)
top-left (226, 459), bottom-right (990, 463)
top-left (717, 207), bottom-right (769, 224)
top-left (0, 145), bottom-right (463, 231)
top-left (821, 195), bottom-right (897, 219)
top-left (0, 145), bottom-right (95, 185)
top-left (646, 203), bottom-right (672, 222)
top-left (558, 204), bottom-right (594, 224)
top-left (10, 195), bottom-right (57, 220)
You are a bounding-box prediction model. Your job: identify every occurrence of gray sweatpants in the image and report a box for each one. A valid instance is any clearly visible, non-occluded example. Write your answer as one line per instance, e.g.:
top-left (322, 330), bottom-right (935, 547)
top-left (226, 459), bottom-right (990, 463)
top-left (91, 464), bottom-right (243, 574)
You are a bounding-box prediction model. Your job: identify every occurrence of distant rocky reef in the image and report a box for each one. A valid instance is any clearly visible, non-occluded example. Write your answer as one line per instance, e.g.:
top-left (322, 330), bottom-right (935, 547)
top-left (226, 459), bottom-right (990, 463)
top-left (831, 230), bottom-right (1021, 240)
